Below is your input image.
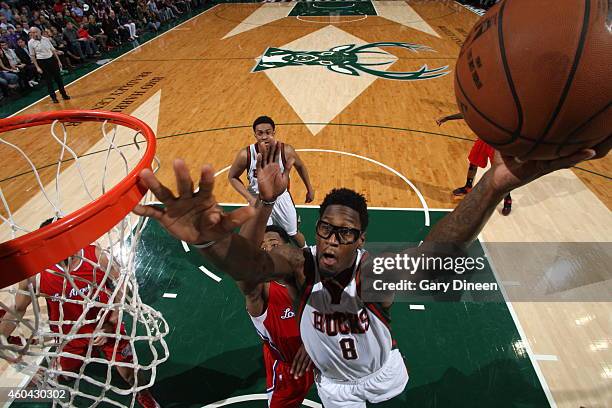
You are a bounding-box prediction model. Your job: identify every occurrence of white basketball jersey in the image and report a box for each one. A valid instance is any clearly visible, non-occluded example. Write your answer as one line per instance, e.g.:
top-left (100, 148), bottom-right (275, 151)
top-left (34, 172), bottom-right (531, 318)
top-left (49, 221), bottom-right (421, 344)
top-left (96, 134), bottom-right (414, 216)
top-left (298, 246), bottom-right (395, 381)
top-left (245, 142), bottom-right (287, 195)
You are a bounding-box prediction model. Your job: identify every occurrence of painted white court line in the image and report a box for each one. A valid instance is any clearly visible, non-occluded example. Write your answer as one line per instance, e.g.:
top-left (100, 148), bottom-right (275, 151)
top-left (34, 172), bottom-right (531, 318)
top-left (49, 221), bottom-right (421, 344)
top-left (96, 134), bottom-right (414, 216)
top-left (162, 293), bottom-right (177, 298)
top-left (297, 149), bottom-right (430, 226)
top-left (479, 236), bottom-right (558, 408)
top-left (534, 354), bottom-right (559, 362)
top-left (296, 14), bottom-right (368, 23)
top-left (214, 166), bottom-right (231, 177)
top-left (7, 4), bottom-right (220, 118)
top-left (199, 265), bottom-right (222, 283)
top-left (202, 393), bottom-right (321, 407)
top-left (181, 240), bottom-right (191, 252)
top-left (409, 304), bottom-right (425, 310)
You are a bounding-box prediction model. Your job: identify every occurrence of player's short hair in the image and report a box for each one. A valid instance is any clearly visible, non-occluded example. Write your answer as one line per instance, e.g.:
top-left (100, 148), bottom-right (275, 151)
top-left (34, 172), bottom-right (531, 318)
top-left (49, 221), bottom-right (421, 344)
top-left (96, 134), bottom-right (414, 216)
top-left (252, 116), bottom-right (275, 132)
top-left (319, 188), bottom-right (369, 231)
top-left (39, 216), bottom-right (61, 229)
top-left (265, 225), bottom-right (290, 243)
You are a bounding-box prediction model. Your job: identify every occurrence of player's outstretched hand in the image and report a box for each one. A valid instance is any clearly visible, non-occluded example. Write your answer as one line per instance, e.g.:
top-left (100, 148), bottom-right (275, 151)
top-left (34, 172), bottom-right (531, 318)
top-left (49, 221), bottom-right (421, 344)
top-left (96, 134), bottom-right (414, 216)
top-left (134, 160), bottom-right (255, 244)
top-left (290, 345), bottom-right (313, 379)
top-left (256, 141), bottom-right (294, 203)
top-left (489, 148), bottom-right (601, 194)
top-left (305, 188), bottom-right (315, 203)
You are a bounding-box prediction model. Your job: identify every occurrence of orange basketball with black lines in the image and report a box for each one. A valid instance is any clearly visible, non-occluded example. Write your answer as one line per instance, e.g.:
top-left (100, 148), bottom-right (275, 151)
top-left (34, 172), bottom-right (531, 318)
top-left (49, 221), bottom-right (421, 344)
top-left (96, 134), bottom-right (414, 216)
top-left (454, 0), bottom-right (611, 160)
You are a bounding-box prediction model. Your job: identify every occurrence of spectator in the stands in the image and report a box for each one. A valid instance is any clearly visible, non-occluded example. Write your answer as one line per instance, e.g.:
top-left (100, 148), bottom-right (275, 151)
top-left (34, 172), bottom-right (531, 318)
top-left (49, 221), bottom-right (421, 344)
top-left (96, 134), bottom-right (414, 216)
top-left (13, 23), bottom-right (27, 41)
top-left (62, 21), bottom-right (87, 59)
top-left (0, 2), bottom-right (14, 24)
top-left (137, 1), bottom-right (160, 32)
top-left (63, 8), bottom-right (76, 25)
top-left (0, 14), bottom-right (13, 30)
top-left (53, 0), bottom-right (65, 15)
top-left (77, 23), bottom-right (101, 56)
top-left (14, 37), bottom-right (31, 64)
top-left (2, 26), bottom-right (17, 48)
top-left (50, 26), bottom-right (79, 66)
top-left (102, 10), bottom-right (124, 44)
top-left (117, 6), bottom-right (137, 40)
top-left (0, 49), bottom-right (20, 91)
top-left (86, 15), bottom-right (108, 50)
top-left (0, 39), bottom-right (37, 88)
top-left (70, 2), bottom-right (84, 18)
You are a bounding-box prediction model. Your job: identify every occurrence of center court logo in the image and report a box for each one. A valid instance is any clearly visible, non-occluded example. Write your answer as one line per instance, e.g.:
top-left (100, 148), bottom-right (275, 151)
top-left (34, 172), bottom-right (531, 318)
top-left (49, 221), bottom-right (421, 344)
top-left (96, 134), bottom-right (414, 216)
top-left (253, 42), bottom-right (449, 80)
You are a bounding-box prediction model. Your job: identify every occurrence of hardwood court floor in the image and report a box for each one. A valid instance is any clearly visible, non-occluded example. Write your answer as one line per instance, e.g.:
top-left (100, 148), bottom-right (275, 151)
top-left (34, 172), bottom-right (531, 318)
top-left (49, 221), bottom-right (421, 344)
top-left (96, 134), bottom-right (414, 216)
top-left (1, 2), bottom-right (610, 407)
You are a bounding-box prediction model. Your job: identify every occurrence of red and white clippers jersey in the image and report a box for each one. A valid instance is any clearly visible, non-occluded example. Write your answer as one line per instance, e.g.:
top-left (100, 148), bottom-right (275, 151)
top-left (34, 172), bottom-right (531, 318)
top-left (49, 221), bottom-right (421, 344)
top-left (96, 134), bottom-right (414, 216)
top-left (250, 281), bottom-right (302, 363)
top-left (298, 247), bottom-right (395, 381)
top-left (39, 245), bottom-right (111, 335)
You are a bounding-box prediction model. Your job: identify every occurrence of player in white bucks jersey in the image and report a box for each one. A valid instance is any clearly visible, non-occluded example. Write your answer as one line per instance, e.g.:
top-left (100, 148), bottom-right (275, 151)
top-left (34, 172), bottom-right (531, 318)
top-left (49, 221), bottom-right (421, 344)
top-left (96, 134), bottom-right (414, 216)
top-left (137, 141), bottom-right (603, 407)
top-left (228, 116), bottom-right (315, 248)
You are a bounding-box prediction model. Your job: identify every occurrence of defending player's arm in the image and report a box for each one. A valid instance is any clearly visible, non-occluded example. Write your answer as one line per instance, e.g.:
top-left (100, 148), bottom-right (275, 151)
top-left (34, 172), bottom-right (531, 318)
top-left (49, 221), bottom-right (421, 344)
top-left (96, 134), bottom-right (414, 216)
top-left (94, 247), bottom-right (122, 345)
top-left (0, 278), bottom-right (34, 340)
top-left (134, 142), bottom-right (302, 286)
top-left (228, 148), bottom-right (257, 206)
top-left (231, 198), bottom-right (275, 307)
top-left (436, 112), bottom-right (464, 126)
top-left (285, 144), bottom-right (315, 203)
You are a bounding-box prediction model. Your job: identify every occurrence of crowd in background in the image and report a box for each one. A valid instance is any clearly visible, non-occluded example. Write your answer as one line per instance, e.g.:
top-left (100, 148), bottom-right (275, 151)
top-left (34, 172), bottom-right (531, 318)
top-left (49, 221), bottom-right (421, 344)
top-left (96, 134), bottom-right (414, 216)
top-left (457, 0), bottom-right (499, 9)
top-left (0, 0), bottom-right (206, 102)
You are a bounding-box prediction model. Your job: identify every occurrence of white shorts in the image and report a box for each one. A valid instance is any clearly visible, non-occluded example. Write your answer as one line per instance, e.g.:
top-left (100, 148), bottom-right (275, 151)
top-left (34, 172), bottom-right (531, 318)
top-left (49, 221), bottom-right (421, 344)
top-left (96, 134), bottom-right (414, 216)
top-left (266, 190), bottom-right (298, 236)
top-left (315, 349), bottom-right (409, 408)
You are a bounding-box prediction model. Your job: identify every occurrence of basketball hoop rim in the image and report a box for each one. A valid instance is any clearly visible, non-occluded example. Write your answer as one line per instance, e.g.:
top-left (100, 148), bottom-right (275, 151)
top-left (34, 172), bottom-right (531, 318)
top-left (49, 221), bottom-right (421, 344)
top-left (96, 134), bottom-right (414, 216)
top-left (0, 110), bottom-right (156, 288)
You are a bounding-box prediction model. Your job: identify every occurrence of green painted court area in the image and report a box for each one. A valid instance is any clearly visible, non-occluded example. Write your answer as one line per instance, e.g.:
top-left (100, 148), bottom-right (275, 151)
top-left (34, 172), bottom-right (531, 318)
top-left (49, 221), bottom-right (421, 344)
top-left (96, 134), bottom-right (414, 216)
top-left (288, 1), bottom-right (377, 17)
top-left (11, 207), bottom-right (548, 407)
top-left (126, 206), bottom-right (548, 407)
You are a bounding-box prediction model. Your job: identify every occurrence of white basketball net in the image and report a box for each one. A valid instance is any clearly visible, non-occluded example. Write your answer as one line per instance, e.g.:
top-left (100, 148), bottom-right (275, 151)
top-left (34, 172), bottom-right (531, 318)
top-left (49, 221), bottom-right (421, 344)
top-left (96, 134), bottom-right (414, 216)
top-left (0, 118), bottom-right (169, 407)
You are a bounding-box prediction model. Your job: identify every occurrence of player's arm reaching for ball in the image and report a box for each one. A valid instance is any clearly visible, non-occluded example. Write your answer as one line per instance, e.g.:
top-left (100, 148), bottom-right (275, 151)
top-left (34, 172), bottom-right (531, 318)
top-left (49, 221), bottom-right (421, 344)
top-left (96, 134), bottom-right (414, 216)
top-left (134, 141), bottom-right (305, 287)
top-left (93, 247), bottom-right (123, 346)
top-left (425, 146), bottom-right (606, 247)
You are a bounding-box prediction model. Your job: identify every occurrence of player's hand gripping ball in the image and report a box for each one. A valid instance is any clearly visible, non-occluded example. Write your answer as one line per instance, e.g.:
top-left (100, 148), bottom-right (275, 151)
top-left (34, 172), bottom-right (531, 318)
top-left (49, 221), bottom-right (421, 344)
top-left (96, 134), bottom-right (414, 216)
top-left (455, 0), bottom-right (611, 160)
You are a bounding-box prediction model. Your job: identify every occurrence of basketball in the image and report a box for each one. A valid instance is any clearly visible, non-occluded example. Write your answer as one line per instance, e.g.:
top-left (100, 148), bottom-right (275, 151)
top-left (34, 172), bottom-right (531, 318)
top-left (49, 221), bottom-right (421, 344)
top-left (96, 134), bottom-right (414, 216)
top-left (454, 0), bottom-right (611, 160)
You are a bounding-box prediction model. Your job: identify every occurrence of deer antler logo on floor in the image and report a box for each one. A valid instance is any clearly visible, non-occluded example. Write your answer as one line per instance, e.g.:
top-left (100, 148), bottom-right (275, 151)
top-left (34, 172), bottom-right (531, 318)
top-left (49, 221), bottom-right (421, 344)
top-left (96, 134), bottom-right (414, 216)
top-left (253, 42), bottom-right (449, 80)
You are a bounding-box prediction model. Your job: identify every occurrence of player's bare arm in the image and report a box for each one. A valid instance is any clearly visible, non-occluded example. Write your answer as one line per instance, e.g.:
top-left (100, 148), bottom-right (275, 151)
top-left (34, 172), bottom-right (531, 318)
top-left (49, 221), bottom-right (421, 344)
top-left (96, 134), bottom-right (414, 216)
top-left (233, 199), bottom-right (275, 316)
top-left (0, 279), bottom-right (33, 340)
top-left (436, 112), bottom-right (464, 126)
top-left (228, 148), bottom-right (257, 206)
top-left (285, 144), bottom-right (315, 203)
top-left (135, 142), bottom-right (302, 286)
top-left (93, 247), bottom-right (123, 345)
top-left (0, 278), bottom-right (35, 362)
top-left (426, 148), bottom-right (601, 246)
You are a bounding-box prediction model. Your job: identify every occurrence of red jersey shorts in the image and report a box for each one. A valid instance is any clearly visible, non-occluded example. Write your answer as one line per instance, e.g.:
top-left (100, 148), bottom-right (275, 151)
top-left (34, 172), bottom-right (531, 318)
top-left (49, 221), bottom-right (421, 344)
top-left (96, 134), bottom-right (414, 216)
top-left (57, 324), bottom-right (133, 373)
top-left (468, 139), bottom-right (495, 168)
top-left (264, 345), bottom-right (314, 408)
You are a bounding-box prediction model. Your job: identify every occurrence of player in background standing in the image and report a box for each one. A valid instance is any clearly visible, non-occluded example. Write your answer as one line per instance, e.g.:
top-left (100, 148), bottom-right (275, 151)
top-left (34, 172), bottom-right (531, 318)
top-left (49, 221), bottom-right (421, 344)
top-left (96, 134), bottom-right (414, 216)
top-left (437, 112), bottom-right (513, 215)
top-left (228, 116), bottom-right (315, 246)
